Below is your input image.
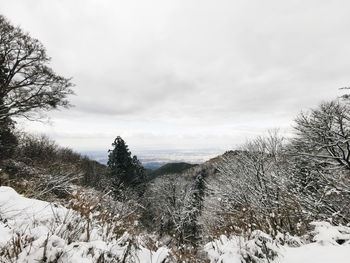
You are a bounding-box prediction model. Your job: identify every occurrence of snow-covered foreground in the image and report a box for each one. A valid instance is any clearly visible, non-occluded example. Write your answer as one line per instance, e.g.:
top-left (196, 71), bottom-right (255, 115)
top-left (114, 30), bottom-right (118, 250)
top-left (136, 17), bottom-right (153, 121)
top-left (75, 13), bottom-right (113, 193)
top-left (276, 221), bottom-right (350, 263)
top-left (1, 186), bottom-right (350, 263)
top-left (205, 222), bottom-right (350, 263)
top-left (0, 186), bottom-right (168, 263)
top-left (279, 243), bottom-right (350, 263)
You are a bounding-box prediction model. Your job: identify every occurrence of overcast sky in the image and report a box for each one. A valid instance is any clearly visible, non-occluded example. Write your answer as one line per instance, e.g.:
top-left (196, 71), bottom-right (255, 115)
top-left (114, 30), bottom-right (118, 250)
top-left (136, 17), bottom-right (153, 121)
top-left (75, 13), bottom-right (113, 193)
top-left (1, 0), bottom-right (349, 154)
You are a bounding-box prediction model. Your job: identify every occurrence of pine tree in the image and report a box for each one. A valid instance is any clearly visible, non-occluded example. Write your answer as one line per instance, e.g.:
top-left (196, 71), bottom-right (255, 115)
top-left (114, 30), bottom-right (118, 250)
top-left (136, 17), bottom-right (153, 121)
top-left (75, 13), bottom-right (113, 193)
top-left (107, 136), bottom-right (145, 197)
top-left (132, 155), bottom-right (145, 184)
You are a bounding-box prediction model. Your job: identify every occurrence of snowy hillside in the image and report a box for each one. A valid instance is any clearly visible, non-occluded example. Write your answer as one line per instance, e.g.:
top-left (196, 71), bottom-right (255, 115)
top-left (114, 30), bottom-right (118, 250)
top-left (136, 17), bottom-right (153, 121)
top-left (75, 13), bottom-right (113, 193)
top-left (1, 186), bottom-right (350, 263)
top-left (0, 187), bottom-right (168, 263)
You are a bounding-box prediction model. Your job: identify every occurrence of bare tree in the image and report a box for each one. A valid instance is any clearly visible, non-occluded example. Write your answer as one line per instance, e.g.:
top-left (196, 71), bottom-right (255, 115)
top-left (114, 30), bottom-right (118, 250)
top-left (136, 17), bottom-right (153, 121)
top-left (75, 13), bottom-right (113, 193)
top-left (292, 100), bottom-right (350, 170)
top-left (206, 131), bottom-right (304, 237)
top-left (290, 100), bottom-right (350, 224)
top-left (142, 173), bottom-right (201, 246)
top-left (0, 14), bottom-right (73, 122)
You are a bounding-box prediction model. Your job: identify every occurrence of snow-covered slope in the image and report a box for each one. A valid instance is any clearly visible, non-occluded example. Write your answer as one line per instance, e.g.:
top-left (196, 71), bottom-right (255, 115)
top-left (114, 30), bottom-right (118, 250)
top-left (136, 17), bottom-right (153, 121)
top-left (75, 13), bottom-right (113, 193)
top-left (1, 186), bottom-right (350, 263)
top-left (204, 222), bottom-right (350, 263)
top-left (0, 186), bottom-right (168, 263)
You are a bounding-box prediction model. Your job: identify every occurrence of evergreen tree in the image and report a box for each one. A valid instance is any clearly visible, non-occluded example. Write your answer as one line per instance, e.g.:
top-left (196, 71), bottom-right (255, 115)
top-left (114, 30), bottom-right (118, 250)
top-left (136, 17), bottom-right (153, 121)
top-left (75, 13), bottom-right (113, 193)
top-left (107, 136), bottom-right (145, 197)
top-left (132, 155), bottom-right (145, 184)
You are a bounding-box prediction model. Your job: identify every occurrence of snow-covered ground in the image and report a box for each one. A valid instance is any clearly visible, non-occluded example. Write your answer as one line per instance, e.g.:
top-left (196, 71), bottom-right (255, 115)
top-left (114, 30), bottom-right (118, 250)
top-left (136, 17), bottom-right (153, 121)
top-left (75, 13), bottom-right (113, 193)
top-left (0, 186), bottom-right (168, 263)
top-left (205, 221), bottom-right (350, 263)
top-left (1, 186), bottom-right (349, 263)
top-left (276, 222), bottom-right (350, 263)
top-left (279, 243), bottom-right (350, 263)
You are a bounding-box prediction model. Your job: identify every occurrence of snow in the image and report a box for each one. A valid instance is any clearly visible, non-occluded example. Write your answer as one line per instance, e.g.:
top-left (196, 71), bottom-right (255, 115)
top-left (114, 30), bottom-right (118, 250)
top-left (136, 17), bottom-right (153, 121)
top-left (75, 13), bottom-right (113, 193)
top-left (204, 230), bottom-right (282, 263)
top-left (276, 222), bottom-right (350, 263)
top-left (278, 243), bottom-right (350, 263)
top-left (0, 186), bottom-right (67, 227)
top-left (0, 186), bottom-right (169, 263)
top-left (1, 186), bottom-right (350, 263)
top-left (310, 221), bottom-right (350, 245)
top-left (205, 235), bottom-right (243, 263)
top-left (0, 223), bottom-right (12, 246)
top-left (204, 223), bottom-right (350, 263)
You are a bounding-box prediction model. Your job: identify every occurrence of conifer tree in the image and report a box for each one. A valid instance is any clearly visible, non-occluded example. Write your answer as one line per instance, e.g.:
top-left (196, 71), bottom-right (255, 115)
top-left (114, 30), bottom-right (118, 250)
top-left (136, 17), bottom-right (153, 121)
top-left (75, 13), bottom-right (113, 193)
top-left (132, 155), bottom-right (145, 184)
top-left (107, 136), bottom-right (145, 197)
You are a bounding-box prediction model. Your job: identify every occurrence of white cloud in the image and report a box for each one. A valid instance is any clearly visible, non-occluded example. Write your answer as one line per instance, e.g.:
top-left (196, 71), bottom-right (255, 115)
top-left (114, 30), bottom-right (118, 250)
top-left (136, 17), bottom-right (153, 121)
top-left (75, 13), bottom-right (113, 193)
top-left (3, 0), bottom-right (350, 152)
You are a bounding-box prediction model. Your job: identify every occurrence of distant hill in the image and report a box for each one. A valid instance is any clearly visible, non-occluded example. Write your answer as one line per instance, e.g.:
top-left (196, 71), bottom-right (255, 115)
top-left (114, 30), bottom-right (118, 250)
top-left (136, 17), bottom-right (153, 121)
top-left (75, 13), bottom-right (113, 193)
top-left (147, 162), bottom-right (198, 180)
top-left (143, 162), bottom-right (168, 170)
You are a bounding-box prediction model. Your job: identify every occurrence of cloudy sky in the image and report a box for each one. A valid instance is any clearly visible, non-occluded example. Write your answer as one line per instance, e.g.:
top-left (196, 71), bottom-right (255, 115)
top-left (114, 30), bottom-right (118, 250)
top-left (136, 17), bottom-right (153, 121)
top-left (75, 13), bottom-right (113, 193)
top-left (1, 0), bottom-right (349, 156)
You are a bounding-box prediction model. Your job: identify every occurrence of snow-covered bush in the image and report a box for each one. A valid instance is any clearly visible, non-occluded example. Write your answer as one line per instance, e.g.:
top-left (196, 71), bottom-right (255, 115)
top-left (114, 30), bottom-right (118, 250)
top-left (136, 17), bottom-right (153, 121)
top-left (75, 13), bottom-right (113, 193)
top-left (204, 221), bottom-right (350, 263)
top-left (310, 221), bottom-right (350, 245)
top-left (203, 132), bottom-right (307, 240)
top-left (205, 230), bottom-right (281, 263)
top-left (6, 132), bottom-right (109, 191)
top-left (1, 159), bottom-right (81, 200)
top-left (290, 100), bottom-right (350, 225)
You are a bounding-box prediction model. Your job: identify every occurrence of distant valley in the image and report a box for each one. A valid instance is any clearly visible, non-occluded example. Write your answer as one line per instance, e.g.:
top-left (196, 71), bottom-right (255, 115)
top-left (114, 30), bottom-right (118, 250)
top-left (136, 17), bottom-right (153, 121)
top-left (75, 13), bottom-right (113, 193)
top-left (84, 148), bottom-right (224, 169)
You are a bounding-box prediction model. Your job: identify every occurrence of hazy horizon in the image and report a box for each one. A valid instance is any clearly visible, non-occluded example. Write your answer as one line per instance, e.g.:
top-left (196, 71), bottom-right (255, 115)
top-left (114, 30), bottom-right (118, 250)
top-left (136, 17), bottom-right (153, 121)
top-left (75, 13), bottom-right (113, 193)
top-left (84, 148), bottom-right (224, 168)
